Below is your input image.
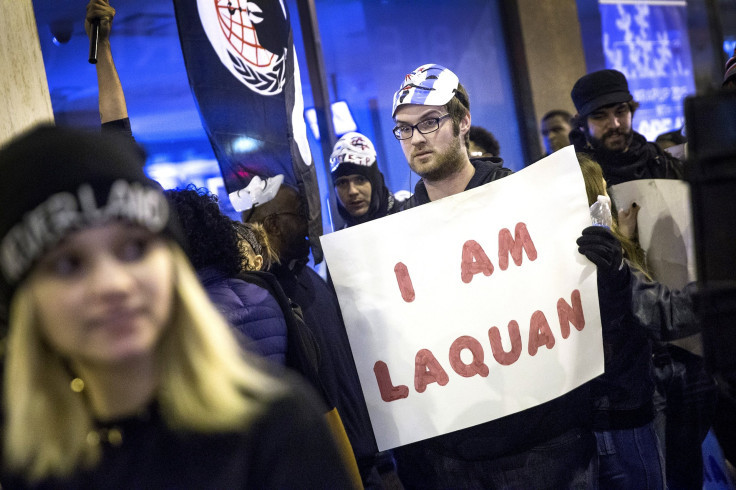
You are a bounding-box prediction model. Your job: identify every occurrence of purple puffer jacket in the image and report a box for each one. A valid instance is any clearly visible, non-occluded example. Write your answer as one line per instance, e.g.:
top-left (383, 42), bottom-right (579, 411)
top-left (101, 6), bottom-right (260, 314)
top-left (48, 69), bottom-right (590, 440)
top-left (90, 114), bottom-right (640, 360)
top-left (197, 266), bottom-right (288, 365)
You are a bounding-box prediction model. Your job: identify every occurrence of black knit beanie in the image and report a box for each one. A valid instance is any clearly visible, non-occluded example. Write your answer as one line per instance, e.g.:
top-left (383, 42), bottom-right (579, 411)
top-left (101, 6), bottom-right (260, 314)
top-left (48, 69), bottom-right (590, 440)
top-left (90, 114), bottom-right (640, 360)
top-left (0, 124), bottom-right (182, 306)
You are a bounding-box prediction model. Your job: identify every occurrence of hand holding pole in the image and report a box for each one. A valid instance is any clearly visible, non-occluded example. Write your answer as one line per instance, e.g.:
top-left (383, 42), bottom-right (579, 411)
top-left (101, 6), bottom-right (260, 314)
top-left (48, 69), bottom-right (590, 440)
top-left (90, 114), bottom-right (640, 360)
top-left (88, 18), bottom-right (100, 64)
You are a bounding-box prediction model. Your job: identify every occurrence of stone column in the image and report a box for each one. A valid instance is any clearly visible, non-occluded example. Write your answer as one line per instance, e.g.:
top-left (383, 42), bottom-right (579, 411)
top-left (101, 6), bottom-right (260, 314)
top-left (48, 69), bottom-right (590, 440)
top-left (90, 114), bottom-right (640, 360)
top-left (503, 0), bottom-right (586, 161)
top-left (0, 0), bottom-right (54, 147)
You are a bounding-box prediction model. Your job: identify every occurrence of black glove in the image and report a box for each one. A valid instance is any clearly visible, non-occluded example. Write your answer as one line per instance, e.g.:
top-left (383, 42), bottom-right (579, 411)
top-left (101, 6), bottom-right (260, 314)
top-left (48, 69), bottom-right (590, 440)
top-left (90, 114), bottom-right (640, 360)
top-left (577, 225), bottom-right (626, 283)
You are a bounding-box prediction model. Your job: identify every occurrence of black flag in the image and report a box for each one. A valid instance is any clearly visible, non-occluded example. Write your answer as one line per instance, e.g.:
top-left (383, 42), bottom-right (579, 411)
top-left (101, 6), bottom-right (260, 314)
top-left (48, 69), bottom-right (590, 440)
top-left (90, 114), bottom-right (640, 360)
top-left (173, 0), bottom-right (323, 262)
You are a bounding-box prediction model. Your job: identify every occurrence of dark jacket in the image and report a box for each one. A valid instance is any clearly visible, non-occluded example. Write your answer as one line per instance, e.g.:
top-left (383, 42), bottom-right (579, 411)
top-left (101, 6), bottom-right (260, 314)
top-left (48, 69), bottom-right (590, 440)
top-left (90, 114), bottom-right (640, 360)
top-left (198, 266), bottom-right (288, 365)
top-left (101, 117), bottom-right (134, 140)
top-left (572, 129), bottom-right (684, 186)
top-left (393, 157), bottom-right (593, 461)
top-left (399, 157), bottom-right (512, 211)
top-left (271, 260), bottom-right (383, 488)
top-left (0, 381), bottom-right (355, 489)
top-left (572, 126), bottom-right (702, 431)
top-left (592, 264), bottom-right (699, 429)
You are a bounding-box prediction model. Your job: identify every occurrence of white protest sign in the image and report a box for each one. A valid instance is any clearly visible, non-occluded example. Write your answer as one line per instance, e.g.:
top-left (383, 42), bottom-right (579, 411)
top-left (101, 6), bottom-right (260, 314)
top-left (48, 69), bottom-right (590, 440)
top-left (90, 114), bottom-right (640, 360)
top-left (321, 146), bottom-right (604, 451)
top-left (608, 180), bottom-right (695, 289)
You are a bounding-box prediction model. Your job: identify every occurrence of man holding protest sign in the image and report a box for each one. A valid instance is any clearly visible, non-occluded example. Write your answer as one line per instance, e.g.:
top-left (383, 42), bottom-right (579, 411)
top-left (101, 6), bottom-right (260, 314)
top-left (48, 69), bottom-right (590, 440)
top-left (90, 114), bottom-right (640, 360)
top-left (388, 63), bottom-right (597, 489)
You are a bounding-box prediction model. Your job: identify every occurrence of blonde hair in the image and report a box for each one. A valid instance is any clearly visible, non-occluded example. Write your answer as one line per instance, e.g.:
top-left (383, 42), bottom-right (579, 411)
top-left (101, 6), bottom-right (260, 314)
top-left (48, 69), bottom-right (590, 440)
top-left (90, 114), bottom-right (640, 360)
top-left (576, 153), bottom-right (649, 276)
top-left (3, 244), bottom-right (280, 481)
top-left (577, 152), bottom-right (608, 209)
top-left (248, 222), bottom-right (280, 270)
top-left (235, 221), bottom-right (280, 271)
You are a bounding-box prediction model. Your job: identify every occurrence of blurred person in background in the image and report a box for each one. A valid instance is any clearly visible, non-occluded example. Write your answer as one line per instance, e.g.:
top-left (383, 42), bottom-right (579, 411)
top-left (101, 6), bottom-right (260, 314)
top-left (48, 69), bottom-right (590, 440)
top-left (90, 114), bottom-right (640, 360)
top-left (468, 125), bottom-right (501, 158)
top-left (540, 109), bottom-right (573, 155)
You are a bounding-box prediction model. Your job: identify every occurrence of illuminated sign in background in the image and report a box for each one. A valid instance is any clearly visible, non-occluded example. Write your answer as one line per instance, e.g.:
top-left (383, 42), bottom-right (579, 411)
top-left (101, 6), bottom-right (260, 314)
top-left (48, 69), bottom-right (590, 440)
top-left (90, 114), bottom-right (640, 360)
top-left (304, 101), bottom-right (358, 141)
top-left (599, 1), bottom-right (695, 141)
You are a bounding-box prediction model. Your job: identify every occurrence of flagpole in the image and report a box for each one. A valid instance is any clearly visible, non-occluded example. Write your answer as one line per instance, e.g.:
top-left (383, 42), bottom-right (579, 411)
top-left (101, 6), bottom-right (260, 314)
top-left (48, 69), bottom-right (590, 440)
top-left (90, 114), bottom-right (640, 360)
top-left (295, 0), bottom-right (343, 231)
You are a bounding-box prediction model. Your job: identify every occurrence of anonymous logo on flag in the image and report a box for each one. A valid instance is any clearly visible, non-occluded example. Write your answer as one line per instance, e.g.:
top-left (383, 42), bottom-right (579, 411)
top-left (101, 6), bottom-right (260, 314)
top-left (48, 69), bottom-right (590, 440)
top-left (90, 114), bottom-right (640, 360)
top-left (198, 0), bottom-right (290, 95)
top-left (176, 0), bottom-right (324, 263)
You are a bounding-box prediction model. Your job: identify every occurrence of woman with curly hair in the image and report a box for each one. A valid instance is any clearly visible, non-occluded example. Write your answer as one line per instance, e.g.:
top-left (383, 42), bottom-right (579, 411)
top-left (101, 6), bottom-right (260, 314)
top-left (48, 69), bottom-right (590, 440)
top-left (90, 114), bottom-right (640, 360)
top-left (164, 186), bottom-right (288, 365)
top-left (0, 125), bottom-right (354, 488)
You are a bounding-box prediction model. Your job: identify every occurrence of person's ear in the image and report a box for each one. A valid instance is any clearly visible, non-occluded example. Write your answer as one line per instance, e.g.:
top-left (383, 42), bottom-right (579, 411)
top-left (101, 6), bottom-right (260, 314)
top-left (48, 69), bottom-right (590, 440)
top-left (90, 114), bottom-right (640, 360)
top-left (253, 254), bottom-right (264, 271)
top-left (459, 111), bottom-right (471, 136)
top-left (262, 215), bottom-right (281, 236)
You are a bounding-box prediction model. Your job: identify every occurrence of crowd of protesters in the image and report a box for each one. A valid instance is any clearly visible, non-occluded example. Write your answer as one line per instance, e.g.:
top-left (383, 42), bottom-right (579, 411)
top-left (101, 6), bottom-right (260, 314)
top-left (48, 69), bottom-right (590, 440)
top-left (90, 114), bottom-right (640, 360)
top-left (0, 0), bottom-right (734, 488)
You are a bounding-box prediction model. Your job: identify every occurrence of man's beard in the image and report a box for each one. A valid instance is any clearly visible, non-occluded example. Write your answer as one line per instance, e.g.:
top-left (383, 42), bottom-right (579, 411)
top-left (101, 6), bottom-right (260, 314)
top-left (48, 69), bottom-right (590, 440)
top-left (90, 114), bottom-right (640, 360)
top-left (280, 235), bottom-right (311, 263)
top-left (271, 217), bottom-right (310, 263)
top-left (587, 128), bottom-right (633, 153)
top-left (410, 136), bottom-right (466, 182)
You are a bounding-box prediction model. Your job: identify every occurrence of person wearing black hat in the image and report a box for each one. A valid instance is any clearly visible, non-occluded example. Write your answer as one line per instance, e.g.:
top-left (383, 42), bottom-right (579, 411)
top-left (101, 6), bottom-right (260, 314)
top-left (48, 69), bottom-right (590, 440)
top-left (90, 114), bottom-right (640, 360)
top-left (330, 132), bottom-right (397, 228)
top-left (0, 125), bottom-right (355, 488)
top-left (571, 70), bottom-right (716, 490)
top-left (569, 69), bottom-right (683, 186)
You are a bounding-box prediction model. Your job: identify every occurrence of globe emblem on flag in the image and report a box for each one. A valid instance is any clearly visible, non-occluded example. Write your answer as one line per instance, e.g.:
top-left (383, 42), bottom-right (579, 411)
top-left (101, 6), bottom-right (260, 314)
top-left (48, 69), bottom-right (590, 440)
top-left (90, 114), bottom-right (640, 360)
top-left (198, 0), bottom-right (289, 96)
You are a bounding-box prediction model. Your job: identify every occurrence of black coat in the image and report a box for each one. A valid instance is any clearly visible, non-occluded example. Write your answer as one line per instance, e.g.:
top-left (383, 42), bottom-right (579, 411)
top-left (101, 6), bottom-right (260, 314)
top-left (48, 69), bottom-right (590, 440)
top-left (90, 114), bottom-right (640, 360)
top-left (399, 157), bottom-right (512, 210)
top-left (571, 129), bottom-right (684, 186)
top-left (0, 381), bottom-right (354, 489)
top-left (592, 263), bottom-right (699, 429)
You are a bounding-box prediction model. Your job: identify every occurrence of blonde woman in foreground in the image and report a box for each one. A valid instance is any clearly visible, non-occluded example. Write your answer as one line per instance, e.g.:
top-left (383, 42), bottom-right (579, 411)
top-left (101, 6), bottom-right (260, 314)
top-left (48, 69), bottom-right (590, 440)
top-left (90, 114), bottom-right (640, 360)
top-left (0, 125), bottom-right (355, 489)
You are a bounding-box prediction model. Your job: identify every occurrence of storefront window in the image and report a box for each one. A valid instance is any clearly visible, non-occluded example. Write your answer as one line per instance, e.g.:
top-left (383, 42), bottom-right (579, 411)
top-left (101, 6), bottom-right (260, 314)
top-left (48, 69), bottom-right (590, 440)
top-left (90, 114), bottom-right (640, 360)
top-left (294, 0), bottom-right (525, 200)
top-left (577, 1), bottom-right (696, 141)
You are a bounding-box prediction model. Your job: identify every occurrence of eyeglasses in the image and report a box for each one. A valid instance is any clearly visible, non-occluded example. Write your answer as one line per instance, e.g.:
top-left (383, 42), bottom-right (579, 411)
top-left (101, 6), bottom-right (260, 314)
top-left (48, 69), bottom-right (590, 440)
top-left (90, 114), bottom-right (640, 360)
top-left (392, 114), bottom-right (451, 140)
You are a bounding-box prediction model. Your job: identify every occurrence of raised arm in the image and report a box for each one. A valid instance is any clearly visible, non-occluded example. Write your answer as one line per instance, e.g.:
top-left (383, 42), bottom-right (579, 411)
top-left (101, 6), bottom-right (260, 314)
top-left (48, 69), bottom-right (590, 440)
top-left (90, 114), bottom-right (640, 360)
top-left (85, 0), bottom-right (127, 124)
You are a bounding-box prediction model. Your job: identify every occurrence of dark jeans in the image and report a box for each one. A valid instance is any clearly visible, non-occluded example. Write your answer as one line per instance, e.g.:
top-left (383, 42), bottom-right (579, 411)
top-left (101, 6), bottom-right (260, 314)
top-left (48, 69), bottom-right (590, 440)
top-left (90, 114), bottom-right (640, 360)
top-left (653, 344), bottom-right (718, 490)
top-left (595, 422), bottom-right (665, 490)
top-left (394, 427), bottom-right (598, 490)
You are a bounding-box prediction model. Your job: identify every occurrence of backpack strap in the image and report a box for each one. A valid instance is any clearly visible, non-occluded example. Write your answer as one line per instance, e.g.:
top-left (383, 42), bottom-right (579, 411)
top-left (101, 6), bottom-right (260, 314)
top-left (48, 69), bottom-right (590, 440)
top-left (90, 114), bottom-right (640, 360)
top-left (238, 271), bottom-right (330, 405)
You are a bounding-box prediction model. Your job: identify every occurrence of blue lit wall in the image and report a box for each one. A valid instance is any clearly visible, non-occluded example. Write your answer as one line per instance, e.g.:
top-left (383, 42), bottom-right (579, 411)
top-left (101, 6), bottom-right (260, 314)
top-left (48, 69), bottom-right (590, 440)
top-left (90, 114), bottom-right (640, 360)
top-left (576, 1), bottom-right (696, 141)
top-left (306, 0), bottom-right (525, 197)
top-left (600, 3), bottom-right (695, 140)
top-left (35, 0), bottom-right (523, 230)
